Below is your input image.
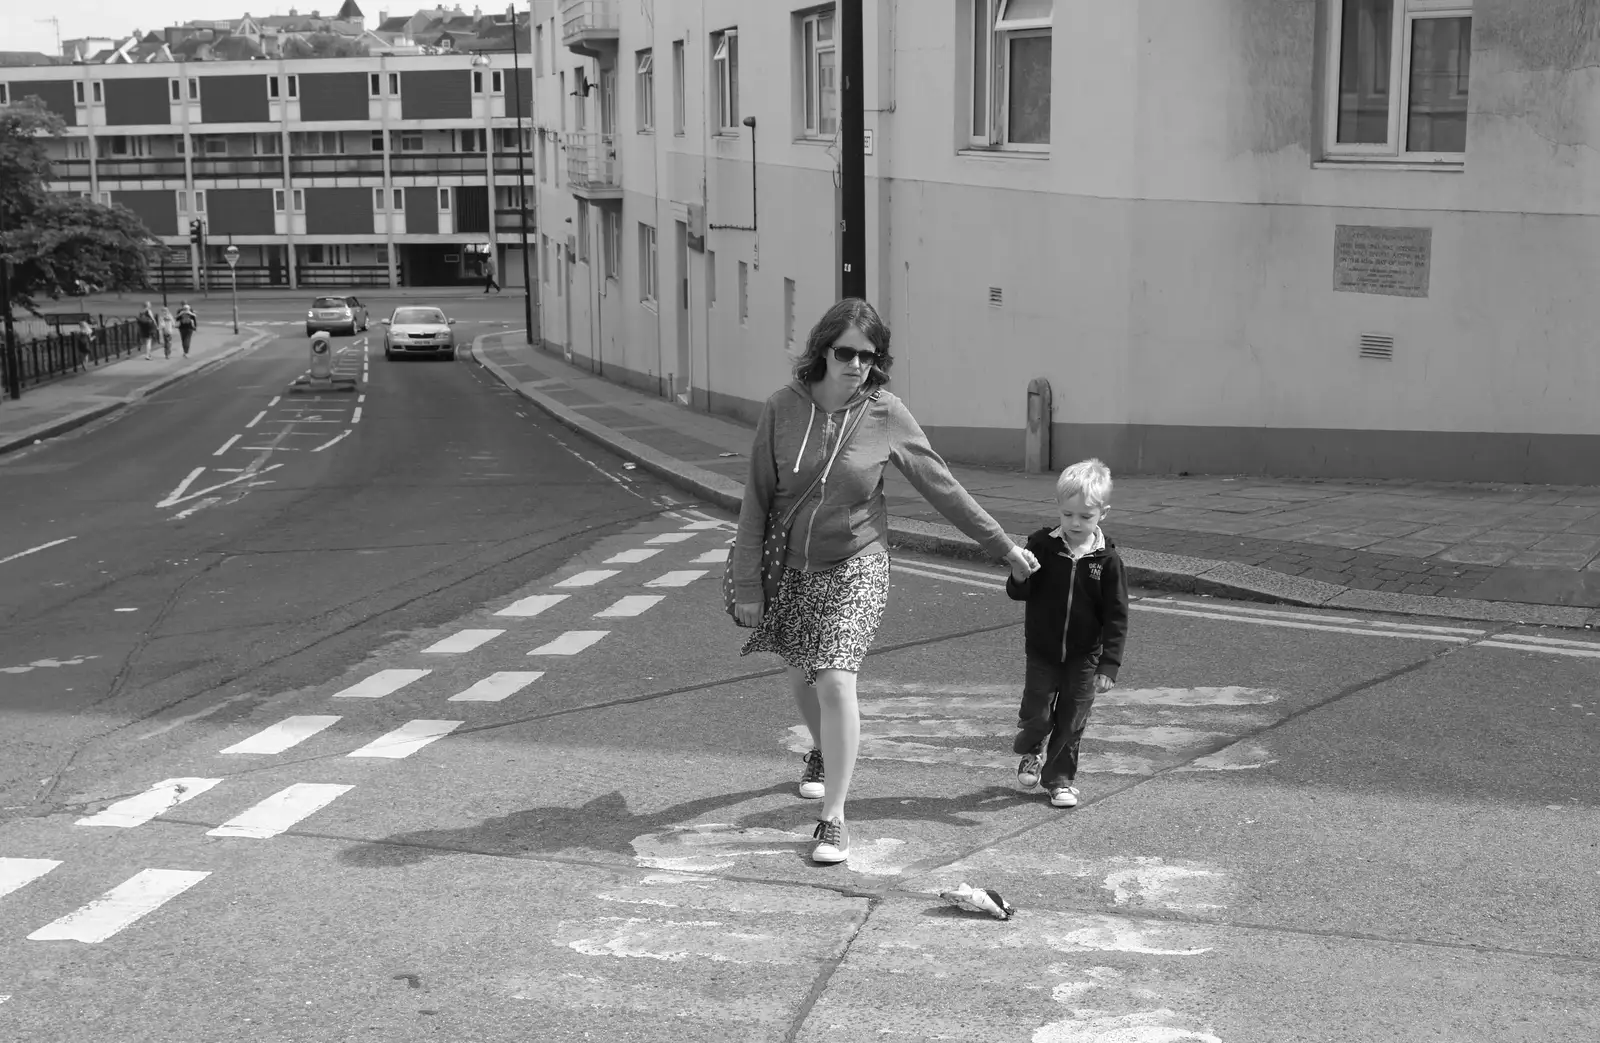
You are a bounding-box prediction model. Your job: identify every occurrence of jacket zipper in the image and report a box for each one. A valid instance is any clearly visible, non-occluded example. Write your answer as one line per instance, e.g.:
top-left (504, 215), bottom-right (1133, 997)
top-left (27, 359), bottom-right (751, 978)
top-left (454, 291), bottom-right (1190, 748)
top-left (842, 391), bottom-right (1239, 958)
top-left (1060, 557), bottom-right (1079, 661)
top-left (801, 414), bottom-right (835, 568)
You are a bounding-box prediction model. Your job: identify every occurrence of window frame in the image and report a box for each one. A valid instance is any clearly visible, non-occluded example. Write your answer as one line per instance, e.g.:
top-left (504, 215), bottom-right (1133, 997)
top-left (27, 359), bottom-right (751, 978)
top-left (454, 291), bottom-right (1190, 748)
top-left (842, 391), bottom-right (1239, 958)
top-left (707, 249), bottom-right (716, 308)
top-left (492, 70), bottom-right (503, 94)
top-left (602, 207), bottom-right (620, 282)
top-left (712, 29), bottom-right (740, 134)
top-left (639, 222), bottom-right (658, 305)
top-left (737, 260), bottom-right (749, 326)
top-left (968, 0), bottom-right (1053, 152)
top-left (801, 8), bottom-right (838, 139)
top-left (169, 79), bottom-right (181, 102)
top-left (672, 40), bottom-right (686, 136)
top-left (388, 73), bottom-right (400, 96)
top-left (439, 187), bottom-right (451, 210)
top-left (269, 76), bottom-right (281, 99)
top-left (636, 49), bottom-right (655, 133)
top-left (473, 70), bottom-right (484, 94)
top-left (93, 81), bottom-right (105, 103)
top-left (292, 188), bottom-right (304, 212)
top-left (370, 73), bottom-right (382, 97)
top-left (287, 75), bottom-right (298, 98)
top-left (1321, 0), bottom-right (1473, 165)
top-left (392, 188), bottom-right (404, 211)
top-left (374, 187), bottom-right (386, 212)
top-left (194, 190), bottom-right (206, 213)
top-left (185, 78), bottom-right (196, 101)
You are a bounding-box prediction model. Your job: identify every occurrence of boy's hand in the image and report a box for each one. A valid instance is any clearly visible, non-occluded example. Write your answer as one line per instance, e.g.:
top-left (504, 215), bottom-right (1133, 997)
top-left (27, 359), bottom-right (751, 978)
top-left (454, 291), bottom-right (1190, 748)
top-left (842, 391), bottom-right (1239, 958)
top-left (1094, 674), bottom-right (1115, 694)
top-left (1005, 545), bottom-right (1040, 581)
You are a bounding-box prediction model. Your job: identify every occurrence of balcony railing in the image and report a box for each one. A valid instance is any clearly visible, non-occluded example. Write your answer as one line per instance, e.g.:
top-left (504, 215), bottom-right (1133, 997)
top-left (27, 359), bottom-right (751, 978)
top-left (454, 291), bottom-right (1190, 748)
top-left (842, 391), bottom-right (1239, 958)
top-left (48, 159), bottom-right (92, 181)
top-left (561, 0), bottom-right (619, 51)
top-left (494, 207), bottom-right (534, 233)
top-left (389, 153), bottom-right (488, 175)
top-left (564, 132), bottom-right (619, 195)
top-left (492, 154), bottom-right (531, 175)
top-left (191, 157), bottom-right (287, 178)
top-left (286, 155), bottom-right (382, 176)
top-left (94, 158), bottom-right (188, 179)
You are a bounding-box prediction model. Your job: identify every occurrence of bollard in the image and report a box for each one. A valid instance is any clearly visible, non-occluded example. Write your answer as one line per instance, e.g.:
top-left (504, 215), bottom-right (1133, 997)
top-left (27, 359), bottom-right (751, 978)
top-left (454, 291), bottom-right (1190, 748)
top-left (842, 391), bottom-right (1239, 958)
top-left (1025, 377), bottom-right (1052, 474)
top-left (288, 330), bottom-right (357, 394)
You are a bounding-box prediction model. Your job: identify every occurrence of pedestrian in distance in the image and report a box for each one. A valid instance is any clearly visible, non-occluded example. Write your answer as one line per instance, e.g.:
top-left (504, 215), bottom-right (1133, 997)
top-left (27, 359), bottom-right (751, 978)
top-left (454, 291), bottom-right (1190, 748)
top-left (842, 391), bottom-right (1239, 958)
top-left (175, 301), bottom-right (198, 357)
top-left (1005, 458), bottom-right (1130, 809)
top-left (158, 306), bottom-right (175, 359)
top-left (483, 252), bottom-right (500, 294)
top-left (76, 317), bottom-right (95, 364)
top-left (731, 297), bottom-right (1040, 865)
top-left (136, 302), bottom-right (157, 360)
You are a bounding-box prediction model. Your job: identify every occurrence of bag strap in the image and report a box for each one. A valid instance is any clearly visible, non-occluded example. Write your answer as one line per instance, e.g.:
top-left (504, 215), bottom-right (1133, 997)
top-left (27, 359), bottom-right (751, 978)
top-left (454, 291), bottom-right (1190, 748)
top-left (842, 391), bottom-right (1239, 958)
top-left (776, 390), bottom-right (878, 529)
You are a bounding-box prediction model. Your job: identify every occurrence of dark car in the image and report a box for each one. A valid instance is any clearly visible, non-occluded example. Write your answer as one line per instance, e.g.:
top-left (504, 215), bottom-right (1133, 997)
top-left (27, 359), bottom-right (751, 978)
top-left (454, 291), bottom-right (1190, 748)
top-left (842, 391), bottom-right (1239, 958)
top-left (305, 295), bottom-right (370, 336)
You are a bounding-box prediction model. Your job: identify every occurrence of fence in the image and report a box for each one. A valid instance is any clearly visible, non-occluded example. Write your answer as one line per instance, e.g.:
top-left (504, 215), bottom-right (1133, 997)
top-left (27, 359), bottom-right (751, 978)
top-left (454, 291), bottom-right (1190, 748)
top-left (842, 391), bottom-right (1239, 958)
top-left (3, 315), bottom-right (143, 397)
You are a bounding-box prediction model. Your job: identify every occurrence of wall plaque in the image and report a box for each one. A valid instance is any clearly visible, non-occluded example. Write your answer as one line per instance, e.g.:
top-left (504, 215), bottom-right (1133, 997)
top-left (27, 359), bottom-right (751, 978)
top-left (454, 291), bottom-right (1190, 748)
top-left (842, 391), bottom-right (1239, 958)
top-left (1333, 225), bottom-right (1431, 298)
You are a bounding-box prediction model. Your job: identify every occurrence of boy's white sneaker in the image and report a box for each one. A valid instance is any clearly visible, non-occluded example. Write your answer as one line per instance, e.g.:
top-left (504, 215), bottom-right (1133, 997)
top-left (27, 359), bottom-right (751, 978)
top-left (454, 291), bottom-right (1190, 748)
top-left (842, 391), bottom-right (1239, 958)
top-left (1016, 753), bottom-right (1043, 789)
top-left (1049, 785), bottom-right (1080, 808)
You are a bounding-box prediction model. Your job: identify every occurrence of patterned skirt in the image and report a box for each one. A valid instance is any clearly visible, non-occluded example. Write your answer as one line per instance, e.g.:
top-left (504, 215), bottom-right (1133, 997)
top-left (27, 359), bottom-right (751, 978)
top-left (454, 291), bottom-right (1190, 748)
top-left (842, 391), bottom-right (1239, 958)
top-left (741, 552), bottom-right (891, 685)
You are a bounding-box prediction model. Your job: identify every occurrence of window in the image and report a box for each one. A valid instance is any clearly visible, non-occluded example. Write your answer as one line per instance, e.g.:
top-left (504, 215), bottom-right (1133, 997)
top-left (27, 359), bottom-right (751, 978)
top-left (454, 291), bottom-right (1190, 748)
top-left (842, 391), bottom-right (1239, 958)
top-left (269, 76), bottom-right (280, 98)
top-left (574, 71), bottom-right (588, 131)
top-left (707, 250), bottom-right (716, 307)
top-left (712, 30), bottom-right (739, 132)
top-left (169, 79), bottom-right (180, 102)
top-left (194, 190), bottom-right (205, 212)
top-left (204, 137), bottom-right (228, 156)
top-left (176, 190), bottom-right (187, 212)
top-left (535, 25), bottom-right (545, 76)
top-left (672, 40), bottom-right (685, 135)
top-left (371, 130), bottom-right (385, 152)
top-left (600, 69), bottom-right (617, 135)
top-left (496, 127), bottom-right (528, 151)
top-left (969, 0), bottom-right (1052, 149)
top-left (374, 188), bottom-right (386, 211)
top-left (473, 70), bottom-right (484, 94)
top-left (439, 187), bottom-right (451, 210)
top-left (74, 82), bottom-right (84, 105)
top-left (636, 50), bottom-right (655, 132)
top-left (98, 191), bottom-right (110, 206)
top-left (389, 73), bottom-right (400, 96)
top-left (185, 78), bottom-right (196, 101)
top-left (639, 224), bottom-right (658, 304)
top-left (258, 133), bottom-right (282, 155)
top-left (1325, 0), bottom-right (1472, 160)
top-left (392, 188), bottom-right (404, 211)
top-left (577, 201), bottom-right (590, 262)
top-left (784, 278), bottom-right (797, 346)
top-left (492, 70), bottom-right (503, 94)
top-left (401, 131), bottom-right (423, 151)
top-left (542, 234), bottom-right (551, 282)
top-left (370, 73), bottom-right (381, 97)
top-left (458, 128), bottom-right (486, 152)
top-left (287, 75), bottom-right (298, 98)
top-left (293, 189), bottom-right (304, 211)
top-left (802, 9), bottom-right (838, 138)
top-left (559, 73), bottom-right (566, 129)
top-left (93, 81), bottom-right (105, 103)
top-left (293, 131), bottom-right (342, 154)
top-left (602, 207), bottom-right (620, 280)
top-left (274, 188), bottom-right (286, 211)
top-left (737, 261), bottom-right (749, 325)
top-left (539, 131), bottom-right (549, 183)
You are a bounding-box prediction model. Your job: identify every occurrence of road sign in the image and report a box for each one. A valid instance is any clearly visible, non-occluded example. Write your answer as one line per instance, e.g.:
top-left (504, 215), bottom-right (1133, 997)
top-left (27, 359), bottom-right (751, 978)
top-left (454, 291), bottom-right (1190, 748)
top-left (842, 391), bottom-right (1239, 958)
top-left (224, 245), bottom-right (240, 269)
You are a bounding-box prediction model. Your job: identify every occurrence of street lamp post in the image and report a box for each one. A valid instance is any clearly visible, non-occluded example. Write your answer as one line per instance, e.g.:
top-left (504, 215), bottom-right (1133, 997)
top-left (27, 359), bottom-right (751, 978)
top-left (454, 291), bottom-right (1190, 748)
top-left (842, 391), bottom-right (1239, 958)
top-left (509, 5), bottom-right (538, 346)
top-left (840, 0), bottom-right (866, 300)
top-left (224, 244), bottom-right (240, 334)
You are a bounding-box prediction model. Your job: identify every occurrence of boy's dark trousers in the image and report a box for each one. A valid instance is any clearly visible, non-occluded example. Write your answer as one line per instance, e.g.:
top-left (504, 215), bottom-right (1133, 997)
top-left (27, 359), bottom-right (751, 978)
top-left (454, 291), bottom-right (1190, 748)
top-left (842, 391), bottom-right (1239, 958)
top-left (1012, 651), bottom-right (1099, 788)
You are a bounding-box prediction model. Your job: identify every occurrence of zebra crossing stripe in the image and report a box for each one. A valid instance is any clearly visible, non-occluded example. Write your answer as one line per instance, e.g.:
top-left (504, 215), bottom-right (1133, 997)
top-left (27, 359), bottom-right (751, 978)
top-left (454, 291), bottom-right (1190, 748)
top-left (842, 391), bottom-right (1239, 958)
top-left (422, 629), bottom-right (505, 654)
top-left (646, 533), bottom-right (695, 545)
top-left (333, 668), bottom-right (431, 699)
top-left (677, 520), bottom-right (726, 530)
top-left (206, 783), bottom-right (354, 839)
top-left (496, 593), bottom-right (569, 617)
top-left (595, 595), bottom-right (665, 618)
top-left (449, 671), bottom-right (544, 702)
top-left (605, 548), bottom-right (662, 564)
top-left (346, 719), bottom-right (462, 759)
top-left (645, 570), bottom-right (707, 588)
top-left (528, 630), bottom-right (609, 655)
top-left (693, 548), bottom-right (728, 564)
top-left (553, 570), bottom-right (619, 588)
top-left (1, 857), bottom-right (61, 899)
top-left (220, 715), bottom-right (341, 755)
top-left (27, 869), bottom-right (210, 943)
top-left (76, 778), bottom-right (222, 829)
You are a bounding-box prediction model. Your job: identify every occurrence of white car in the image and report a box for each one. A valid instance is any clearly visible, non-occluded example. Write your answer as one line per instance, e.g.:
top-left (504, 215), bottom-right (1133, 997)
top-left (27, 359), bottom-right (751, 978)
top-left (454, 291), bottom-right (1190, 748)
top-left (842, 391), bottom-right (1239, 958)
top-left (381, 306), bottom-right (456, 360)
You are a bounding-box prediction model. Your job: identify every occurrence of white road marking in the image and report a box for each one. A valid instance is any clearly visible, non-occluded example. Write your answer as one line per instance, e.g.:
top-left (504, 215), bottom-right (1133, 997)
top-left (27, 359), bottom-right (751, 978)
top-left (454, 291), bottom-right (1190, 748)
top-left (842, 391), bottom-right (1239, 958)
top-left (1, 857), bottom-right (61, 899)
top-left (158, 464), bottom-right (283, 508)
top-left (1479, 639), bottom-right (1600, 659)
top-left (1487, 632), bottom-right (1600, 650)
top-left (135, 691), bottom-right (259, 741)
top-left (170, 497), bottom-right (222, 520)
top-left (0, 654), bottom-right (98, 675)
top-left (310, 429), bottom-right (352, 452)
top-left (646, 533), bottom-right (695, 545)
top-left (27, 869), bottom-right (210, 943)
top-left (449, 671), bottom-right (544, 702)
top-left (352, 406), bottom-right (363, 424)
top-left (894, 563), bottom-right (1003, 590)
top-left (268, 396), bottom-right (281, 406)
top-left (496, 593), bottom-right (570, 617)
top-left (1149, 598), bottom-right (1485, 635)
top-left (423, 629), bottom-right (505, 654)
top-left (645, 570), bottom-right (707, 588)
top-left (347, 719), bottom-right (462, 759)
top-left (529, 630), bottom-right (609, 655)
top-left (219, 715), bottom-right (342, 755)
top-left (358, 393), bottom-right (366, 402)
top-left (554, 570), bottom-right (620, 588)
top-left (595, 595), bottom-right (665, 618)
top-left (76, 778), bottom-right (222, 828)
top-left (206, 783), bottom-right (353, 839)
top-left (693, 548), bottom-right (729, 564)
top-left (332, 668), bottom-right (431, 699)
top-left (1136, 603), bottom-right (1472, 642)
top-left (246, 411), bottom-right (266, 428)
top-left (677, 520), bottom-right (726, 530)
top-left (0, 537), bottom-right (77, 567)
top-left (213, 434), bottom-right (241, 456)
top-left (604, 548), bottom-right (663, 564)
top-left (158, 467), bottom-right (206, 507)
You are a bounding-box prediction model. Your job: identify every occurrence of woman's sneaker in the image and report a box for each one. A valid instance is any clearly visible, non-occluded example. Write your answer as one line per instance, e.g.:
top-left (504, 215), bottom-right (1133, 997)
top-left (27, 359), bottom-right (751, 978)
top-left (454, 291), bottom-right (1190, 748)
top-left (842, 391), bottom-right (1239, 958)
top-left (798, 749), bottom-right (825, 799)
top-left (811, 817), bottom-right (849, 863)
top-left (1049, 785), bottom-right (1080, 808)
top-left (1016, 752), bottom-right (1043, 789)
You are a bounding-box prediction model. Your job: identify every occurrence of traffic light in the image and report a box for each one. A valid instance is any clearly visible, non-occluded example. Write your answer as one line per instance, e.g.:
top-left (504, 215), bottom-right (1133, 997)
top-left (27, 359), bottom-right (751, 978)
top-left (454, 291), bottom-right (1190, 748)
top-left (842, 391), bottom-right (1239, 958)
top-left (189, 219), bottom-right (205, 247)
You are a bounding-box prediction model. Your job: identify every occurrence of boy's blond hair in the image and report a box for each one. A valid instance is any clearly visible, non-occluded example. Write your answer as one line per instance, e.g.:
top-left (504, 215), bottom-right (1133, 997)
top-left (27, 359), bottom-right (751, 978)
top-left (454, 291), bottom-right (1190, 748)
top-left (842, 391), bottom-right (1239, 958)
top-left (1055, 458), bottom-right (1113, 509)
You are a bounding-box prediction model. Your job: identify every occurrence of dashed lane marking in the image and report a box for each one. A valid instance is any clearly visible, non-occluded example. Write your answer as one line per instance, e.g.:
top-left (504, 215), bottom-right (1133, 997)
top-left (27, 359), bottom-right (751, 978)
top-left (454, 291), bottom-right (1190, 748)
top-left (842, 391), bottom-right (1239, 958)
top-left (496, 594), bottom-right (570, 617)
top-left (693, 548), bottom-right (728, 564)
top-left (0, 858), bottom-right (61, 899)
top-left (553, 570), bottom-right (620, 588)
top-left (0, 537), bottom-right (78, 567)
top-left (645, 570), bottom-right (708, 588)
top-left (449, 671), bottom-right (544, 702)
top-left (346, 719), bottom-right (461, 759)
top-left (219, 715), bottom-right (342, 755)
top-left (205, 783), bottom-right (354, 839)
top-left (646, 533), bottom-right (695, 545)
top-left (27, 869), bottom-right (211, 944)
top-left (213, 435), bottom-right (241, 456)
top-left (595, 595), bottom-right (665, 618)
top-left (245, 410), bottom-right (265, 428)
top-left (604, 548), bottom-right (663, 564)
top-left (75, 778), bottom-right (222, 828)
top-left (332, 668), bottom-right (431, 699)
top-left (310, 430), bottom-right (352, 452)
top-left (422, 629), bottom-right (505, 654)
top-left (528, 630), bottom-right (610, 656)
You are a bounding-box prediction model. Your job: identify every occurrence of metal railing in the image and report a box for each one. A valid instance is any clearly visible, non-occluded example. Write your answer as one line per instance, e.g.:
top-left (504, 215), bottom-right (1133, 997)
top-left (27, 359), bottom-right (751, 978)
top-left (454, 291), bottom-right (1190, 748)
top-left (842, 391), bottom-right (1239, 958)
top-left (285, 155), bottom-right (381, 176)
top-left (295, 265), bottom-right (391, 289)
top-left (561, 0), bottom-right (619, 43)
top-left (389, 153), bottom-right (488, 175)
top-left (47, 159), bottom-right (92, 181)
top-left (95, 158), bottom-right (188, 179)
top-left (564, 132), bottom-right (619, 190)
top-left (6, 316), bottom-right (141, 394)
top-left (193, 157), bottom-right (287, 178)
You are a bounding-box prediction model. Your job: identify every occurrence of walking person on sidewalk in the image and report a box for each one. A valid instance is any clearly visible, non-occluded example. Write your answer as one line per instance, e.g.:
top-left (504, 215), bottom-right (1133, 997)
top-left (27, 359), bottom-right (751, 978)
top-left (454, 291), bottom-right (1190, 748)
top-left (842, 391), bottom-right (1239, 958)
top-left (136, 302), bottom-right (157, 360)
top-left (1006, 459), bottom-right (1130, 809)
top-left (731, 298), bottom-right (1040, 865)
top-left (482, 253), bottom-right (500, 294)
top-left (158, 306), bottom-right (175, 359)
top-left (175, 301), bottom-right (197, 357)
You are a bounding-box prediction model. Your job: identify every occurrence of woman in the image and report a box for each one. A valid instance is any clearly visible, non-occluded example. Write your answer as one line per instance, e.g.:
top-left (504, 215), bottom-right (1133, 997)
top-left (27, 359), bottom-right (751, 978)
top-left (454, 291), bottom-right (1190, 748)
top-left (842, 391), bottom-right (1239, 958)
top-left (732, 298), bottom-right (1038, 865)
top-left (175, 301), bottom-right (198, 357)
top-left (158, 306), bottom-right (176, 359)
top-left (137, 302), bottom-right (157, 360)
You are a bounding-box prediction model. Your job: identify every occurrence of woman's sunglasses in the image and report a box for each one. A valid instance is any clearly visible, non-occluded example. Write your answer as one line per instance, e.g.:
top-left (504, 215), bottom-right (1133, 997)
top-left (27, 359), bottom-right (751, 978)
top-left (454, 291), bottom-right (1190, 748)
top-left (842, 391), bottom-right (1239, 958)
top-left (831, 347), bottom-right (879, 366)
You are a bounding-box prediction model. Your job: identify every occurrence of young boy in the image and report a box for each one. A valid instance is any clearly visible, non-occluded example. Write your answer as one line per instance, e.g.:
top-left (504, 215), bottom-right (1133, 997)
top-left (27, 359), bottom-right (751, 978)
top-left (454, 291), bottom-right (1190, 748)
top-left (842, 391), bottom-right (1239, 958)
top-left (1005, 458), bottom-right (1130, 807)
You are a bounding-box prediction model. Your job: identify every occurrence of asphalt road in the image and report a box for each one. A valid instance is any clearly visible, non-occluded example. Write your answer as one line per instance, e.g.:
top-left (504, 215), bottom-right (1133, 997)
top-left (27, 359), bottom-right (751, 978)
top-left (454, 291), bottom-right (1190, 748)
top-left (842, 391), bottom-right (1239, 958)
top-left (2, 299), bottom-right (1598, 1041)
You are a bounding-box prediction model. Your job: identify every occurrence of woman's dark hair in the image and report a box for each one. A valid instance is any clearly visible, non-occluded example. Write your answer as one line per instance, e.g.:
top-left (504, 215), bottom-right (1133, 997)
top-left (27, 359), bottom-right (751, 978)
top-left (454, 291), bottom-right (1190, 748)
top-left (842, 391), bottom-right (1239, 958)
top-left (793, 297), bottom-right (893, 387)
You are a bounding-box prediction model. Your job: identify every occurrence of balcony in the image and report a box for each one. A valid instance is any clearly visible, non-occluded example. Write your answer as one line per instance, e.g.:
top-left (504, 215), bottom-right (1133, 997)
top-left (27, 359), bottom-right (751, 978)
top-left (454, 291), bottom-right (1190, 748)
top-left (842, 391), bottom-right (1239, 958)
top-left (495, 207), bottom-right (535, 234)
top-left (48, 159), bottom-right (93, 181)
top-left (564, 132), bottom-right (620, 200)
top-left (286, 155), bottom-right (382, 177)
top-left (95, 158), bottom-right (188, 180)
top-left (192, 157), bottom-right (287, 179)
top-left (560, 0), bottom-right (619, 56)
top-left (389, 153), bottom-right (488, 175)
top-left (493, 154), bottom-right (531, 176)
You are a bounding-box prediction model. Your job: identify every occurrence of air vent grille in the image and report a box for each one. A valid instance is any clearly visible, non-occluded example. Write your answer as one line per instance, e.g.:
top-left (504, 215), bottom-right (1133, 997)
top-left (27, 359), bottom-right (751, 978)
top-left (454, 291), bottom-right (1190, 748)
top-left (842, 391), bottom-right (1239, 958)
top-left (987, 286), bottom-right (1003, 308)
top-left (1359, 332), bottom-right (1395, 360)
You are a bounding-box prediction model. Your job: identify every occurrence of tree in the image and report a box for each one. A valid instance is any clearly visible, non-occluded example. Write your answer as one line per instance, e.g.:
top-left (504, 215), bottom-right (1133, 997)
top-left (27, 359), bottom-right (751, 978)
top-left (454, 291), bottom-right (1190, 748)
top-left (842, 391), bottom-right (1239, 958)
top-left (0, 100), bottom-right (156, 309)
top-left (282, 33), bottom-right (369, 59)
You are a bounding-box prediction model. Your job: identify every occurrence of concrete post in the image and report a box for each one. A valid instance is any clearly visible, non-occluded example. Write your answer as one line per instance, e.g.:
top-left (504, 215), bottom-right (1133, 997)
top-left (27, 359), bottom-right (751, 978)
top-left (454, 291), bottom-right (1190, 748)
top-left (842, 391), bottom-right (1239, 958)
top-left (1026, 377), bottom-right (1052, 474)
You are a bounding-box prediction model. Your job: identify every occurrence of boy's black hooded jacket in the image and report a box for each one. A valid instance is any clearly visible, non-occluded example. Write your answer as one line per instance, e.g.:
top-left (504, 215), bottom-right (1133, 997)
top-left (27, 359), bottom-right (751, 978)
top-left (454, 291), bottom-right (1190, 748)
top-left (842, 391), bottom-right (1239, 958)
top-left (1005, 526), bottom-right (1130, 680)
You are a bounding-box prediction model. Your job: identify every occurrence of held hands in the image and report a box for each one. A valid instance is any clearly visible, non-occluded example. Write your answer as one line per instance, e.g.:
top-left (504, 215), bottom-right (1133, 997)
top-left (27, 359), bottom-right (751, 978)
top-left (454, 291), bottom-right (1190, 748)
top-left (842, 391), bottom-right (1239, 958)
top-left (734, 601), bottom-right (764, 628)
top-left (1094, 674), bottom-right (1115, 695)
top-left (1005, 545), bottom-right (1041, 582)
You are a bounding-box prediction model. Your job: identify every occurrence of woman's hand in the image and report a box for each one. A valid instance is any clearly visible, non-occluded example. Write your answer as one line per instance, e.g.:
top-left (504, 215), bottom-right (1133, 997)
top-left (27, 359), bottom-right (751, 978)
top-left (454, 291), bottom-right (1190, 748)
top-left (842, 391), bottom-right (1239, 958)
top-left (734, 601), bottom-right (764, 627)
top-left (1004, 545), bottom-right (1040, 582)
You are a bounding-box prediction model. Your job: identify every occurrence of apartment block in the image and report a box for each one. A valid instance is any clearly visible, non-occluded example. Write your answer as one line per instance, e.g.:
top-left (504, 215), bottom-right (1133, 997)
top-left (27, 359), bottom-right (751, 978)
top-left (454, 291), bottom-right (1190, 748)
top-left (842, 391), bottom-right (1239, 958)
top-left (527, 0), bottom-right (1600, 485)
top-left (4, 49), bottom-right (541, 290)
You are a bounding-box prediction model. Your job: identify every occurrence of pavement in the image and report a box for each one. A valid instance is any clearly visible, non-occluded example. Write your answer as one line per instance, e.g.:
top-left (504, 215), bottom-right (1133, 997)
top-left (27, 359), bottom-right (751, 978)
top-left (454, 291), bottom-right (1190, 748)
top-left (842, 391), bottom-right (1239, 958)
top-left (469, 334), bottom-right (1600, 630)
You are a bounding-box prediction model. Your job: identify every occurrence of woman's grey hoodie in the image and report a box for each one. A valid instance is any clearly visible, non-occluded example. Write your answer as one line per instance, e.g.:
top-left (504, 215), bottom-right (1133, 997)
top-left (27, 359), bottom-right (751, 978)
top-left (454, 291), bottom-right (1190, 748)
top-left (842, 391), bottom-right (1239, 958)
top-left (731, 379), bottom-right (1014, 603)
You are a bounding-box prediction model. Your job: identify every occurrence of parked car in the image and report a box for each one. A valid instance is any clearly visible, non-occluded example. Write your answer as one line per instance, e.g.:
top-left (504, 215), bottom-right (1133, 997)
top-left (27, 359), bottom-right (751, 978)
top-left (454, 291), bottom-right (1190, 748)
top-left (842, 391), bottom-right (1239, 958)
top-left (381, 305), bottom-right (456, 360)
top-left (305, 295), bottom-right (369, 336)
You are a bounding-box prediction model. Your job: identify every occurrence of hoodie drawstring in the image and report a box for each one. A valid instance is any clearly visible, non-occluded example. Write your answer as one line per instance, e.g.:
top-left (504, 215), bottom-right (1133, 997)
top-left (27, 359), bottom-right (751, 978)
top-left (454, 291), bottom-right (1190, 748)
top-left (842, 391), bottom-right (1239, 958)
top-left (793, 403), bottom-right (816, 474)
